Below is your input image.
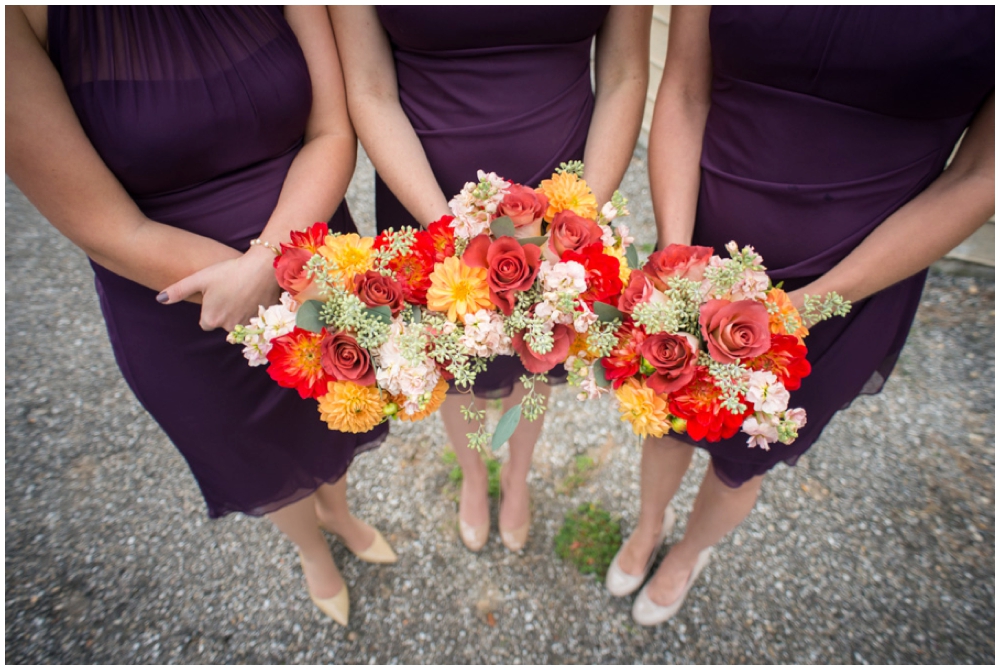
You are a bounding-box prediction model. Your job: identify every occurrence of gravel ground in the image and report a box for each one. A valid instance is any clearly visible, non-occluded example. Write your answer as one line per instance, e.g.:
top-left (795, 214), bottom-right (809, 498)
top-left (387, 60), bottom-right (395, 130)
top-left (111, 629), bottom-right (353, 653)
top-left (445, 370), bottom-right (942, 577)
top-left (5, 148), bottom-right (995, 664)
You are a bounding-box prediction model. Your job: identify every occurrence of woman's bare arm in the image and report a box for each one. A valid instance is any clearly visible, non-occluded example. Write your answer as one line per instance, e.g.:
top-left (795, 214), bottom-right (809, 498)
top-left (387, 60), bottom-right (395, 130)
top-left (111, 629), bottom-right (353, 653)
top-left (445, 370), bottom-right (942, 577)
top-left (160, 5), bottom-right (361, 331)
top-left (646, 6), bottom-right (712, 248)
top-left (790, 93), bottom-right (995, 307)
top-left (4, 6), bottom-right (242, 300)
top-left (330, 5), bottom-right (450, 226)
top-left (582, 5), bottom-right (653, 205)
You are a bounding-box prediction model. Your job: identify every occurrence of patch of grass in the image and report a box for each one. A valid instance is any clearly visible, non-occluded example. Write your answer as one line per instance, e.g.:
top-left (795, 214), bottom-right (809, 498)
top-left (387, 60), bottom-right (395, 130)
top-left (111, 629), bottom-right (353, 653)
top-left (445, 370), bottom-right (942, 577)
top-left (443, 448), bottom-right (501, 498)
top-left (557, 455), bottom-right (598, 494)
top-left (554, 502), bottom-right (622, 579)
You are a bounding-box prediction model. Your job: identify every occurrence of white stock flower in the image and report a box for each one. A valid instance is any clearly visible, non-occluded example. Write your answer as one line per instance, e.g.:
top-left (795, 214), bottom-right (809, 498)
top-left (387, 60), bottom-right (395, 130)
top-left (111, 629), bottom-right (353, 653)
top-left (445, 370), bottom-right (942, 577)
top-left (573, 304), bottom-right (598, 333)
top-left (600, 201), bottom-right (619, 223)
top-left (746, 370), bottom-right (791, 415)
top-left (783, 407), bottom-right (807, 429)
top-left (540, 260), bottom-right (587, 295)
top-left (459, 309), bottom-right (512, 357)
top-left (729, 268), bottom-right (770, 302)
top-left (743, 414), bottom-right (778, 450)
top-left (376, 321), bottom-right (441, 412)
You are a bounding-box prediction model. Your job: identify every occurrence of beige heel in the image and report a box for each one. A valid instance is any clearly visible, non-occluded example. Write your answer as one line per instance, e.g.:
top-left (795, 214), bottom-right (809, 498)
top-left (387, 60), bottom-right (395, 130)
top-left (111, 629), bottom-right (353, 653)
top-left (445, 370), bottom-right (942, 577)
top-left (352, 528), bottom-right (398, 564)
top-left (499, 465), bottom-right (530, 553)
top-left (299, 552), bottom-right (350, 626)
top-left (458, 478), bottom-right (490, 552)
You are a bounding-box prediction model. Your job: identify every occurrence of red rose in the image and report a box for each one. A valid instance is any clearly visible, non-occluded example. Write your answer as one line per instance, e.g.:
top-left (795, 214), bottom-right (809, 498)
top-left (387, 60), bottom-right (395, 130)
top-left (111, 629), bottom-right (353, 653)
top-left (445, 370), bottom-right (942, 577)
top-left (462, 234), bottom-right (541, 315)
top-left (699, 299), bottom-right (771, 363)
top-left (547, 210), bottom-right (603, 258)
top-left (354, 270), bottom-right (405, 316)
top-left (512, 323), bottom-right (574, 374)
top-left (561, 243), bottom-right (624, 305)
top-left (320, 330), bottom-right (376, 387)
top-left (639, 332), bottom-right (699, 394)
top-left (274, 246), bottom-right (314, 296)
top-left (498, 184), bottom-right (548, 238)
top-left (618, 270), bottom-right (657, 315)
top-left (643, 244), bottom-right (713, 290)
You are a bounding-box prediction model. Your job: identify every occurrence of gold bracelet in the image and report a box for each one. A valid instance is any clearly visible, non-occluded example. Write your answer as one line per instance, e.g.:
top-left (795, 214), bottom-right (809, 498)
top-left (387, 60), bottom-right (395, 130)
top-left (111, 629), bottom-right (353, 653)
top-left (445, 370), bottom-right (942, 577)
top-left (250, 238), bottom-right (281, 256)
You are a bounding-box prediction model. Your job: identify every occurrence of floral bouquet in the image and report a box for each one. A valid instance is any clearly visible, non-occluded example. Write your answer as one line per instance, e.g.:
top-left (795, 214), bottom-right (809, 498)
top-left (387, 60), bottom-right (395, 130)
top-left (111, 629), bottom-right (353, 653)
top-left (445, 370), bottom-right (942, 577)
top-left (431, 162), bottom-right (637, 450)
top-left (565, 241), bottom-right (852, 450)
top-left (227, 221), bottom-right (471, 433)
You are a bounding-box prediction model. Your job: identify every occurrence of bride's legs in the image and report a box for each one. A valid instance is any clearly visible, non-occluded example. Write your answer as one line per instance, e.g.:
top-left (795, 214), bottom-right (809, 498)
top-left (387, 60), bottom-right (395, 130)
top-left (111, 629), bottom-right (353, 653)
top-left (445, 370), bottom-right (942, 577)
top-left (314, 473), bottom-right (375, 554)
top-left (618, 434), bottom-right (695, 575)
top-left (499, 381), bottom-right (551, 532)
top-left (644, 462), bottom-right (764, 605)
top-left (440, 393), bottom-right (490, 529)
top-left (267, 494), bottom-right (343, 599)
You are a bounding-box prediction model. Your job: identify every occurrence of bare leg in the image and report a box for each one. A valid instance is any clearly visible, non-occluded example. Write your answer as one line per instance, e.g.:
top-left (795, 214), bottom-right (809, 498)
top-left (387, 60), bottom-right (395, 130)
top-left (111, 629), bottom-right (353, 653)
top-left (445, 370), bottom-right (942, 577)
top-left (267, 494), bottom-right (343, 599)
top-left (314, 474), bottom-right (374, 554)
top-left (618, 434), bottom-right (695, 575)
top-left (645, 461), bottom-right (764, 606)
top-left (498, 381), bottom-right (551, 531)
top-left (440, 392), bottom-right (489, 528)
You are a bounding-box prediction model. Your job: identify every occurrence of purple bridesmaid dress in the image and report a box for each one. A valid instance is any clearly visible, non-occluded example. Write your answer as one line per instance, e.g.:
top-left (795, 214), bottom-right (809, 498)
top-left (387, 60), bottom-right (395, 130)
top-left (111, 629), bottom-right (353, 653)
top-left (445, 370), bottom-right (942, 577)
top-left (374, 6), bottom-right (610, 397)
top-left (680, 7), bottom-right (994, 486)
top-left (48, 6), bottom-right (387, 518)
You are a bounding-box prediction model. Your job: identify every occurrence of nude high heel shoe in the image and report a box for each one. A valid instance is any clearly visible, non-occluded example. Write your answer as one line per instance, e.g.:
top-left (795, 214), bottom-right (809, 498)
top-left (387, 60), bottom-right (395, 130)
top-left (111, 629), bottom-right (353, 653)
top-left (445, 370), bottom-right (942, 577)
top-left (605, 505), bottom-right (676, 597)
top-left (319, 520), bottom-right (399, 564)
top-left (299, 552), bottom-right (350, 627)
top-left (631, 547), bottom-right (712, 627)
top-left (458, 478), bottom-right (489, 552)
top-left (498, 465), bottom-right (530, 553)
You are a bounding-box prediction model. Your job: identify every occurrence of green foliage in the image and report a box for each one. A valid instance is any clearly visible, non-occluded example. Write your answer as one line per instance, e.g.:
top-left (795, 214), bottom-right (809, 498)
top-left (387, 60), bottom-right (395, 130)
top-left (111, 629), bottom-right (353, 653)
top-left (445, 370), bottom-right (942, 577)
top-left (555, 503), bottom-right (623, 579)
top-left (445, 450), bottom-right (501, 499)
top-left (800, 292), bottom-right (852, 327)
top-left (558, 455), bottom-right (597, 494)
top-left (555, 160), bottom-right (585, 178)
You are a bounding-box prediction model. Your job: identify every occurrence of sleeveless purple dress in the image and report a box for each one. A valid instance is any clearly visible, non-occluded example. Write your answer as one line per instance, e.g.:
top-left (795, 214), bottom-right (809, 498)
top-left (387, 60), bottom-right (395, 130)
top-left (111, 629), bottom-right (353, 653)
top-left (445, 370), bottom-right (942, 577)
top-left (48, 6), bottom-right (387, 518)
top-left (680, 7), bottom-right (994, 486)
top-left (374, 6), bottom-right (610, 397)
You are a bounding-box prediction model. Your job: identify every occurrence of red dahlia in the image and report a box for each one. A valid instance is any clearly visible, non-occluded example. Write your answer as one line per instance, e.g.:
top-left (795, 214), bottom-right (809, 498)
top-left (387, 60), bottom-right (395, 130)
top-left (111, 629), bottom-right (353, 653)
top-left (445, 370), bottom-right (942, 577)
top-left (601, 320), bottom-right (647, 389)
top-left (266, 327), bottom-right (333, 399)
top-left (561, 243), bottom-right (624, 305)
top-left (747, 334), bottom-right (811, 391)
top-left (668, 367), bottom-right (750, 442)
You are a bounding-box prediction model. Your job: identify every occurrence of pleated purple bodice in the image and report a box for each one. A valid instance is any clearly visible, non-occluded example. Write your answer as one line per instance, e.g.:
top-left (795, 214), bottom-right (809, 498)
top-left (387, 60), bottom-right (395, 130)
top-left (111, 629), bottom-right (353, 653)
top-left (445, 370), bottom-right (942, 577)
top-left (49, 6), bottom-right (385, 518)
top-left (684, 6), bottom-right (994, 485)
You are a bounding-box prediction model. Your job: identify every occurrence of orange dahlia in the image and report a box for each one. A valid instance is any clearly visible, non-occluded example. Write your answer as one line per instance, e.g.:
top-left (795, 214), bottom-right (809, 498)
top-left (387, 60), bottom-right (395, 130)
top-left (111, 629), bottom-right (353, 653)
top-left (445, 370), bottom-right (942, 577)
top-left (765, 288), bottom-right (809, 341)
top-left (426, 256), bottom-right (493, 322)
top-left (317, 381), bottom-right (385, 433)
top-left (615, 378), bottom-right (671, 438)
top-left (391, 378), bottom-right (449, 422)
top-left (318, 233), bottom-right (374, 288)
top-left (537, 172), bottom-right (599, 222)
top-left (266, 328), bottom-right (332, 399)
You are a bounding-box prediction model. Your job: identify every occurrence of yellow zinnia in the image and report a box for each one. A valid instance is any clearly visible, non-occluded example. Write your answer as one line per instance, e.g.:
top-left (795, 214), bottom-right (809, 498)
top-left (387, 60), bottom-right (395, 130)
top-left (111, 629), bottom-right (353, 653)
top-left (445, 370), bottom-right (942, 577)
top-left (537, 172), bottom-right (599, 222)
top-left (318, 381), bottom-right (385, 433)
top-left (426, 256), bottom-right (493, 322)
top-left (615, 378), bottom-right (671, 438)
top-left (318, 233), bottom-right (374, 288)
top-left (392, 378), bottom-right (449, 422)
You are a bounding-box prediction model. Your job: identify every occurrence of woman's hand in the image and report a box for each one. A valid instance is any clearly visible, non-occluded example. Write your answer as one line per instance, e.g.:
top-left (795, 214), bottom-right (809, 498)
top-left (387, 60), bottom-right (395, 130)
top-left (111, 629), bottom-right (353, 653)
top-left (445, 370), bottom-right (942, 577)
top-left (158, 246), bottom-right (280, 332)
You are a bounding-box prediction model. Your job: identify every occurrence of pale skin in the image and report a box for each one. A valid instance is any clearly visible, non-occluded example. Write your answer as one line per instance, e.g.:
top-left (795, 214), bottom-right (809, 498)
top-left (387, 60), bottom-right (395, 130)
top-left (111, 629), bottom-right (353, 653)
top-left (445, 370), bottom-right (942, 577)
top-left (331, 5), bottom-right (652, 538)
top-left (6, 5), bottom-right (382, 600)
top-left (627, 5), bottom-right (995, 608)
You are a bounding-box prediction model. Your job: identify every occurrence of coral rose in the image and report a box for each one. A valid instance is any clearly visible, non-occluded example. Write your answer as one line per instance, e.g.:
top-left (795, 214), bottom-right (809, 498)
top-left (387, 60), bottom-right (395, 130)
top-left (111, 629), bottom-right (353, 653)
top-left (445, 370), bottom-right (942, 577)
top-left (462, 234), bottom-right (541, 315)
top-left (643, 244), bottom-right (713, 290)
top-left (497, 184), bottom-right (548, 238)
top-left (274, 247), bottom-right (314, 295)
top-left (699, 299), bottom-right (771, 363)
top-left (547, 210), bottom-right (603, 259)
top-left (639, 332), bottom-right (699, 394)
top-left (320, 330), bottom-right (376, 387)
top-left (511, 323), bottom-right (574, 374)
top-left (354, 270), bottom-right (404, 316)
top-left (617, 270), bottom-right (661, 315)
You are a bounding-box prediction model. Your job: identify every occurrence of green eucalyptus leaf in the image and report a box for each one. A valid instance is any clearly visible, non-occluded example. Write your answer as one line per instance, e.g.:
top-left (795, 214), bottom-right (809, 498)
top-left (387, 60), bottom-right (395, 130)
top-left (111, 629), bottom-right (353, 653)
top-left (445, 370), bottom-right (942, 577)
top-left (410, 304), bottom-right (422, 323)
top-left (625, 244), bottom-right (640, 270)
top-left (592, 363), bottom-right (612, 388)
top-left (516, 236), bottom-right (549, 247)
top-left (593, 301), bottom-right (625, 324)
top-left (295, 300), bottom-right (325, 333)
top-left (490, 216), bottom-right (516, 239)
top-left (364, 305), bottom-right (393, 325)
top-left (491, 403), bottom-right (523, 451)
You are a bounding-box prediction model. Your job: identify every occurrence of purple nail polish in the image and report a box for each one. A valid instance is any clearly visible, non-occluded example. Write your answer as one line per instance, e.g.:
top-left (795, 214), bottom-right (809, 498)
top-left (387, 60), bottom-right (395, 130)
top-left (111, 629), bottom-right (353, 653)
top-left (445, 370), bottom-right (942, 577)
top-left (156, 292), bottom-right (169, 303)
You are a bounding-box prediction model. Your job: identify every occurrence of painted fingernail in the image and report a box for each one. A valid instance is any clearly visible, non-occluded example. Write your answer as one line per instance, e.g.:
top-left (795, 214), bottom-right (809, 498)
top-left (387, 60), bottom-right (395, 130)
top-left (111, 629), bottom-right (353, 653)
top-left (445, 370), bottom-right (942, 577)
top-left (156, 292), bottom-right (169, 303)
